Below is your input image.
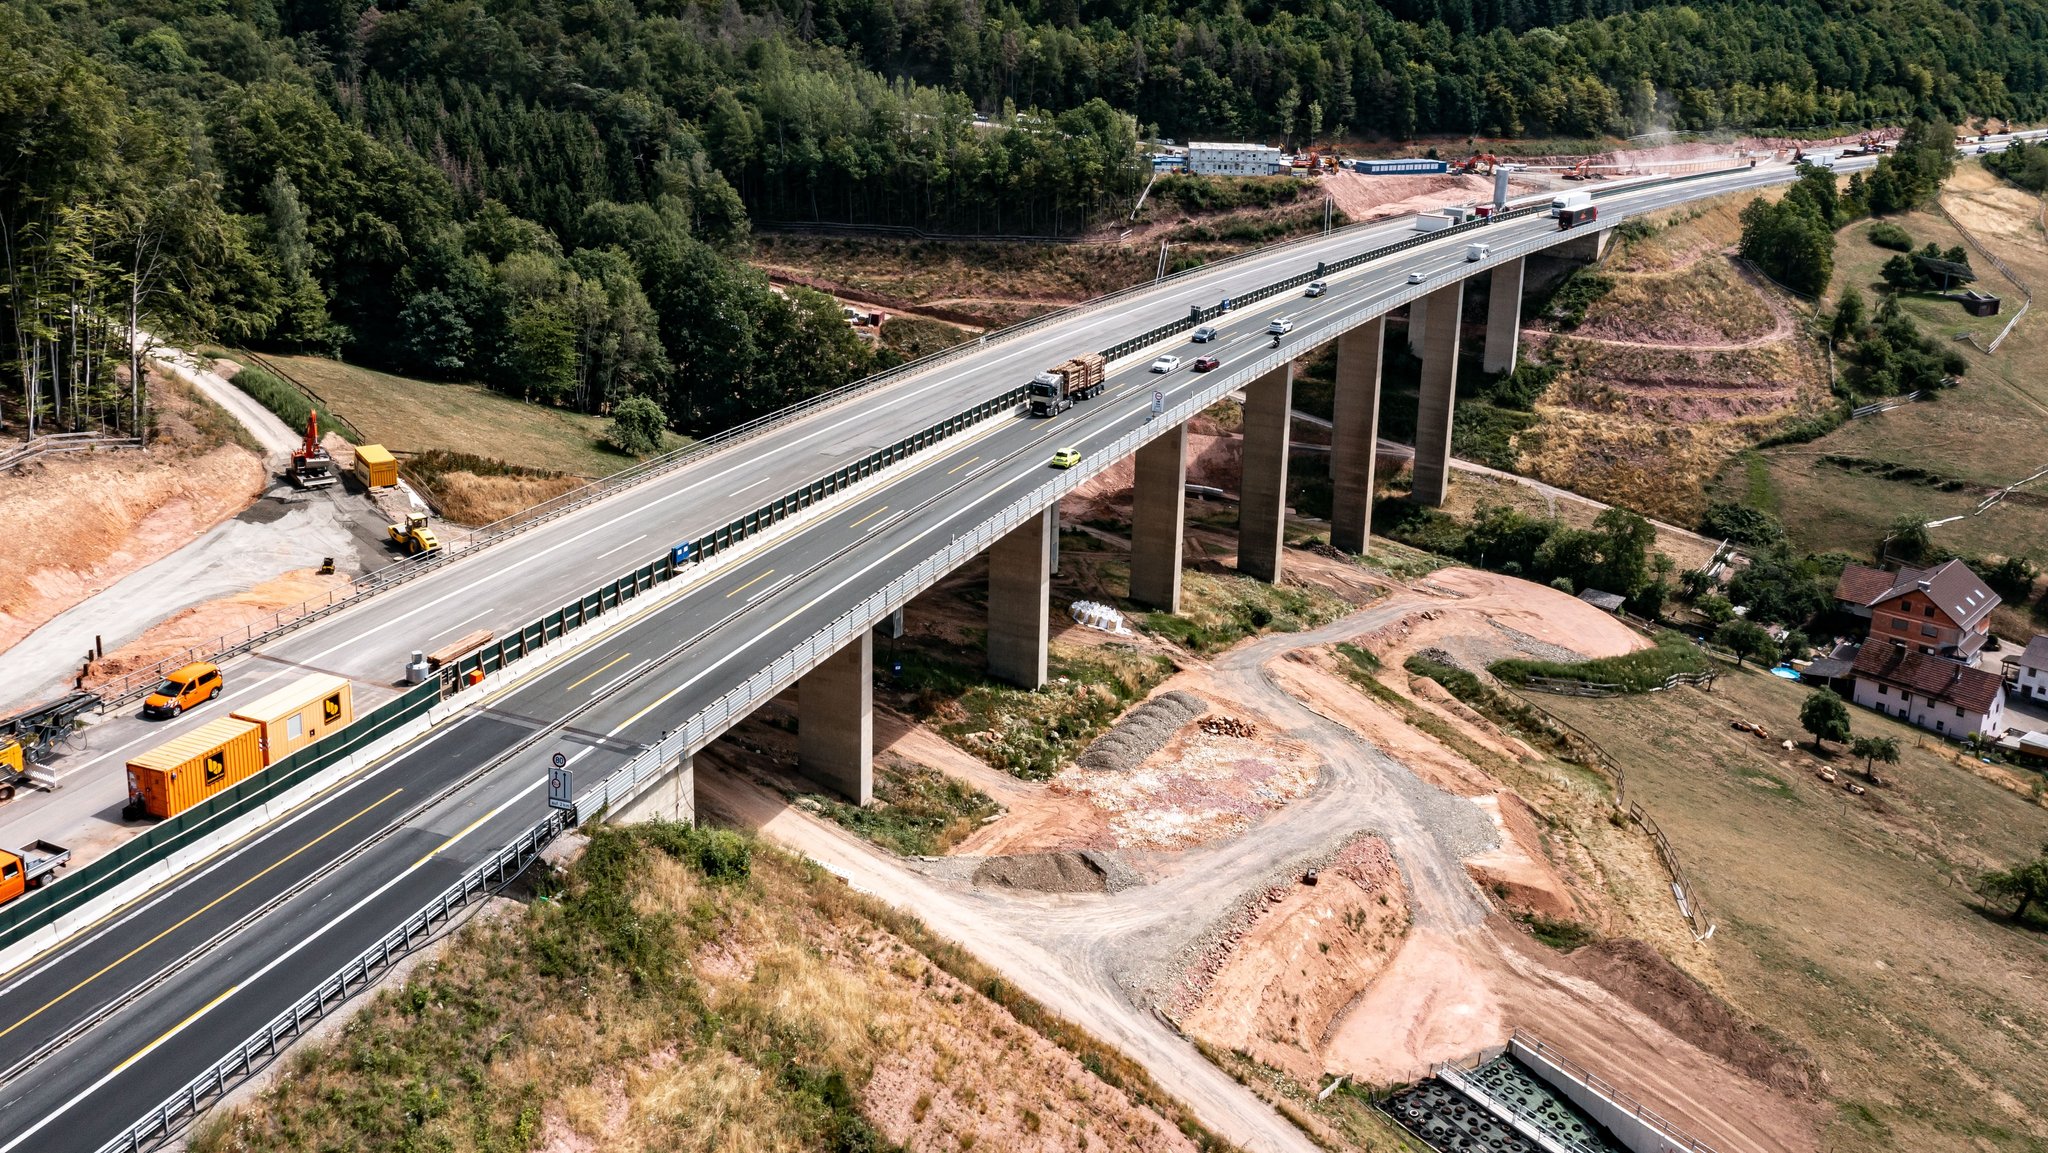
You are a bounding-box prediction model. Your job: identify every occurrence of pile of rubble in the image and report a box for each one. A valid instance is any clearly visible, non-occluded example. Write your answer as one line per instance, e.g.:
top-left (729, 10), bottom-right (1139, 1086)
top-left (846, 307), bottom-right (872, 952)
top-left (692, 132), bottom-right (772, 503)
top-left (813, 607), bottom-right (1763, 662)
top-left (1198, 715), bottom-right (1257, 739)
top-left (1077, 690), bottom-right (1208, 772)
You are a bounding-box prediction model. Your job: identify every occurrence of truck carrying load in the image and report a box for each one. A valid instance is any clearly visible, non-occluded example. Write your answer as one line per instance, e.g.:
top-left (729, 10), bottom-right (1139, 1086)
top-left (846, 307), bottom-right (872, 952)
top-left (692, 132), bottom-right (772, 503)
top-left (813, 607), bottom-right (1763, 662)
top-left (1412, 213), bottom-right (1455, 233)
top-left (0, 840), bottom-right (70, 906)
top-left (1549, 191), bottom-right (1593, 217)
top-left (230, 673), bottom-right (354, 766)
top-left (1557, 204), bottom-right (1599, 230)
top-left (1028, 352), bottom-right (1107, 417)
top-left (125, 716), bottom-right (265, 820)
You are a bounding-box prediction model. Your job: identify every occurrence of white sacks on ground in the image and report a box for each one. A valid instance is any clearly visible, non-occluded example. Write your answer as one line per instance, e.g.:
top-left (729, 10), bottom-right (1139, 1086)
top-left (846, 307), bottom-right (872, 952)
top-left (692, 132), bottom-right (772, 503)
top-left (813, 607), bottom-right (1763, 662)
top-left (1069, 599), bottom-right (1134, 636)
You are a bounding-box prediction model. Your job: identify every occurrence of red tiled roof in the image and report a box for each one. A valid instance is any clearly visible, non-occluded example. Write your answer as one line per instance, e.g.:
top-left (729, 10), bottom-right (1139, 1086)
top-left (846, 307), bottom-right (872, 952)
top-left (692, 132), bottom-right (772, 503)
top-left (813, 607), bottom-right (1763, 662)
top-left (1851, 641), bottom-right (2003, 714)
top-left (1834, 564), bottom-right (1900, 607)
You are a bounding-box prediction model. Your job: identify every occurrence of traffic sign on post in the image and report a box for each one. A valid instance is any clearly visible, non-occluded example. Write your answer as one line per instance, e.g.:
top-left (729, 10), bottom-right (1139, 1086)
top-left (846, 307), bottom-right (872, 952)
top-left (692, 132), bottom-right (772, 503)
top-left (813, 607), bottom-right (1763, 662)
top-left (1151, 390), bottom-right (1164, 419)
top-left (548, 765), bottom-right (574, 811)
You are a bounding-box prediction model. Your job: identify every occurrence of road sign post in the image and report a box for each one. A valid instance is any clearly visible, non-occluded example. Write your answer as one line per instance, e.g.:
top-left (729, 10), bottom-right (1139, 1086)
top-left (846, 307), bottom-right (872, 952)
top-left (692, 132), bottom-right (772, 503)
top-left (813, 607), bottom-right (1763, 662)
top-left (1150, 390), bottom-right (1164, 420)
top-left (548, 761), bottom-right (574, 811)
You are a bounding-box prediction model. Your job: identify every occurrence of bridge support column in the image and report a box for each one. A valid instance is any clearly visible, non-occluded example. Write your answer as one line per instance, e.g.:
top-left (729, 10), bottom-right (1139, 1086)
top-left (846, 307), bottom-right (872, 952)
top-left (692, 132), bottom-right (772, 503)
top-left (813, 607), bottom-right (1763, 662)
top-left (1482, 257), bottom-right (1524, 375)
top-left (1330, 317), bottom-right (1385, 555)
top-left (987, 507), bottom-right (1053, 689)
top-left (1410, 281), bottom-right (1465, 507)
top-left (1406, 296), bottom-right (1429, 355)
top-left (611, 755), bottom-right (694, 825)
top-left (1238, 363), bottom-right (1293, 582)
top-left (1129, 421), bottom-right (1187, 611)
top-left (798, 632), bottom-right (872, 805)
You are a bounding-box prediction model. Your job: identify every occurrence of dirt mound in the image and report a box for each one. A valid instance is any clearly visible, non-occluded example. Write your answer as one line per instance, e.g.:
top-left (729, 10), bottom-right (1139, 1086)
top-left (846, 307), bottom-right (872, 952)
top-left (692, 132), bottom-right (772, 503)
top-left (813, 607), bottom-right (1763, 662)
top-left (1078, 690), bottom-right (1208, 771)
top-left (430, 471), bottom-right (585, 526)
top-left (970, 850), bottom-right (1138, 893)
top-left (1568, 938), bottom-right (1825, 1099)
top-left (83, 567), bottom-right (351, 686)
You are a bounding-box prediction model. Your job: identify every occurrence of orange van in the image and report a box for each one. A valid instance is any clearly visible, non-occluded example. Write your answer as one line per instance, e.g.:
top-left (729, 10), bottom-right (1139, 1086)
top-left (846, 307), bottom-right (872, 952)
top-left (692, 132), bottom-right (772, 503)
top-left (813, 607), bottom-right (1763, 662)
top-left (141, 661), bottom-right (222, 720)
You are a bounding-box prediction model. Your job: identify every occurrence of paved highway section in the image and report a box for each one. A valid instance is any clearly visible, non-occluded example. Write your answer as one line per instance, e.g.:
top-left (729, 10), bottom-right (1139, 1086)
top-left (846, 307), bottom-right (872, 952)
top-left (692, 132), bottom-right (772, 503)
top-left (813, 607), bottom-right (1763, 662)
top-left (0, 159), bottom-right (1896, 1149)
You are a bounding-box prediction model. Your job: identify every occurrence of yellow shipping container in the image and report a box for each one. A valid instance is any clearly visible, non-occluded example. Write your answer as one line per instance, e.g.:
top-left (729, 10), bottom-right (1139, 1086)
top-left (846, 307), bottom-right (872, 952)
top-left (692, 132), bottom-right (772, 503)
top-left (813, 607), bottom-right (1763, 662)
top-left (230, 673), bottom-right (354, 765)
top-left (354, 443), bottom-right (398, 488)
top-left (126, 717), bottom-right (264, 820)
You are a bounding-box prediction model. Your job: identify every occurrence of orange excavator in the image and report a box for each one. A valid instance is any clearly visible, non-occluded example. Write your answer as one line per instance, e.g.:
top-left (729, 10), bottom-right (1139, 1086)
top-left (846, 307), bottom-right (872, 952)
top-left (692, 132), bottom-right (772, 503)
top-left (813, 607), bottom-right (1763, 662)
top-left (1453, 152), bottom-right (1501, 174)
top-left (1561, 157), bottom-right (1602, 181)
top-left (287, 411), bottom-right (336, 489)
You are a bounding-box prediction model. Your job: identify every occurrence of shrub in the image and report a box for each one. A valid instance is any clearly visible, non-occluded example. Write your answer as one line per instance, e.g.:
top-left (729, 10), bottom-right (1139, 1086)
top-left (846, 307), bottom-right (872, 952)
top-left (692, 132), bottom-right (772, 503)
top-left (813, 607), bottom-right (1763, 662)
top-left (1699, 501), bottom-right (1786, 548)
top-left (1545, 270), bottom-right (1616, 329)
top-left (1490, 633), bottom-right (1713, 692)
top-left (642, 820), bottom-right (752, 881)
top-left (229, 366), bottom-right (354, 443)
top-left (603, 393), bottom-right (668, 456)
top-left (1867, 222), bottom-right (1914, 251)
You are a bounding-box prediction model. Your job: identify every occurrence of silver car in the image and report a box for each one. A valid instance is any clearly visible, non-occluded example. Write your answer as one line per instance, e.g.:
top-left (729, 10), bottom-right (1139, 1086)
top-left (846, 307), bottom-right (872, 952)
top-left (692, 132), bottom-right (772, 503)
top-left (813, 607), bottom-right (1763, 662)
top-left (1267, 316), bottom-right (1294, 335)
top-left (1304, 281), bottom-right (1328, 297)
top-left (1150, 355), bottom-right (1181, 373)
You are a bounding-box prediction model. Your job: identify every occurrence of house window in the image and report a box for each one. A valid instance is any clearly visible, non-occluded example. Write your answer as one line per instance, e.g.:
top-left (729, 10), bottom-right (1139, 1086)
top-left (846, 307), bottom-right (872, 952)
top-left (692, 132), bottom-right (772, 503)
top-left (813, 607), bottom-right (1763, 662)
top-left (1921, 623), bottom-right (1938, 637)
top-left (1936, 719), bottom-right (1945, 732)
top-left (1903, 693), bottom-right (1913, 705)
top-left (1924, 605), bottom-right (1937, 617)
top-left (1900, 600), bottom-right (1913, 611)
top-left (1956, 707), bottom-right (1965, 718)
top-left (1878, 684), bottom-right (1889, 695)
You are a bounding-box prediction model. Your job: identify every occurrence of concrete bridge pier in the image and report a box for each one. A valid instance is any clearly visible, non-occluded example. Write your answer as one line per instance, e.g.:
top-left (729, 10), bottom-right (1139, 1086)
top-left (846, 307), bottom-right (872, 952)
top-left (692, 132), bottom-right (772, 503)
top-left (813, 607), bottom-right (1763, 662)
top-left (1410, 281), bottom-right (1465, 506)
top-left (1329, 317), bottom-right (1385, 554)
top-left (987, 506), bottom-right (1054, 689)
top-left (1238, 363), bottom-right (1293, 582)
top-left (1129, 421), bottom-right (1188, 611)
top-left (611, 754), bottom-right (695, 825)
top-left (798, 630), bottom-right (872, 804)
top-left (1406, 296), bottom-right (1429, 355)
top-left (1553, 226), bottom-right (1612, 263)
top-left (1482, 257), bottom-right (1525, 375)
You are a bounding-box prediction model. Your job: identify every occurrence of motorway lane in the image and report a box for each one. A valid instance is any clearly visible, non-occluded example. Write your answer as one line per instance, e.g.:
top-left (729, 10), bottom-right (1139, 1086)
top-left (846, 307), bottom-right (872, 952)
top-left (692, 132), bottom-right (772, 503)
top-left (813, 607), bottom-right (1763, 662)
top-left (0, 161), bottom-right (1898, 1145)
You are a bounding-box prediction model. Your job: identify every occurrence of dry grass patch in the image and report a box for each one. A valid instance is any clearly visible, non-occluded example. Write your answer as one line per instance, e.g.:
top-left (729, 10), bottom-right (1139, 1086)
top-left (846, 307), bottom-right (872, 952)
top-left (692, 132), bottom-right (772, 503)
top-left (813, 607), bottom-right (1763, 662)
top-left (1574, 255), bottom-right (1782, 346)
top-left (193, 825), bottom-right (1230, 1153)
top-left (1541, 670), bottom-right (2048, 1152)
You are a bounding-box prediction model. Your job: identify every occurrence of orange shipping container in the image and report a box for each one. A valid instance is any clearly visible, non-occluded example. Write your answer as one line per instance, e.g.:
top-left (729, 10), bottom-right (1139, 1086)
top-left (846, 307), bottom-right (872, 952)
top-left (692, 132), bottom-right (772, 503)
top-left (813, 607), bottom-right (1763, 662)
top-left (353, 443), bottom-right (398, 488)
top-left (230, 673), bottom-right (354, 765)
top-left (126, 718), bottom-right (264, 820)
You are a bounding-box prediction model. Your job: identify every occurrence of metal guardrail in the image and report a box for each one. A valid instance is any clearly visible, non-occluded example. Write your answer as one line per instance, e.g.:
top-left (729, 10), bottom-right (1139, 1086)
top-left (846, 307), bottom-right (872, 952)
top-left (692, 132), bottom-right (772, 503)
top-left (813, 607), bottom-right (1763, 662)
top-left (1851, 390), bottom-right (1922, 418)
top-left (98, 809), bottom-right (569, 1153)
top-left (0, 432), bottom-right (144, 472)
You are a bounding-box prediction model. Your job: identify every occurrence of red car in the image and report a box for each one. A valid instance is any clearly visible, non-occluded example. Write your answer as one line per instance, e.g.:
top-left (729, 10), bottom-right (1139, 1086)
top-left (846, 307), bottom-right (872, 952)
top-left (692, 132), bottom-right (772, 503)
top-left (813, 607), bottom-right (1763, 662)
top-left (1192, 356), bottom-right (1221, 372)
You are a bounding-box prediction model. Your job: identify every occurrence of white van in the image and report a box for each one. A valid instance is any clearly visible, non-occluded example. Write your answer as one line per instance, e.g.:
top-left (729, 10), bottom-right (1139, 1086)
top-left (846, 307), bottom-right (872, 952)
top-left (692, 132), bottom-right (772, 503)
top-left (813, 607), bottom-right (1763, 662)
top-left (1466, 243), bottom-right (1490, 262)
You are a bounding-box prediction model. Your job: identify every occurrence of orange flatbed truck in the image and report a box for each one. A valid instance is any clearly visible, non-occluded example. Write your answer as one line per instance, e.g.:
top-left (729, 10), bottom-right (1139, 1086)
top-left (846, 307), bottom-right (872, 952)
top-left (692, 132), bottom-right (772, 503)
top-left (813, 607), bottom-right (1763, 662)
top-left (0, 839), bottom-right (69, 905)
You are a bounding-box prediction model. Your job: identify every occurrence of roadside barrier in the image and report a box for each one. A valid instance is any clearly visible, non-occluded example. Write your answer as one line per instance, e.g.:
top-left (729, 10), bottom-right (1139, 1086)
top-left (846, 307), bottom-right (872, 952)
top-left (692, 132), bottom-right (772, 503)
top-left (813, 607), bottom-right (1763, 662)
top-left (0, 432), bottom-right (143, 472)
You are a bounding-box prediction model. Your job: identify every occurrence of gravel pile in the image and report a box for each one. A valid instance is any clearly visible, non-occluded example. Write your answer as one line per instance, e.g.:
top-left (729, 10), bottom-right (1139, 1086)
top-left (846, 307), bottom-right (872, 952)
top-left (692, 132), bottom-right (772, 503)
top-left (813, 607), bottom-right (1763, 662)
top-left (1412, 646), bottom-right (1471, 671)
top-left (971, 850), bottom-right (1142, 893)
top-left (1076, 690), bottom-right (1208, 772)
top-left (1488, 619), bottom-right (1586, 664)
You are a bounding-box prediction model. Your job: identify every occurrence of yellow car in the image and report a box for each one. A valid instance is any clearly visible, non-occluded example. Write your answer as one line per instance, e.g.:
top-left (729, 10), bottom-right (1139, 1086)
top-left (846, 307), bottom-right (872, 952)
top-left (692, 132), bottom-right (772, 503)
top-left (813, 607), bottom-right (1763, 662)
top-left (1049, 448), bottom-right (1081, 469)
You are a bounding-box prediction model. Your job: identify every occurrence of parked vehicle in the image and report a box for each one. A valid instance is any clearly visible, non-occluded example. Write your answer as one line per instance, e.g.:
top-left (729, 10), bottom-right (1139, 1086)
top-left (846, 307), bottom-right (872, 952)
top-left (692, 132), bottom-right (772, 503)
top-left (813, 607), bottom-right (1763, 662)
top-left (1192, 356), bottom-right (1221, 372)
top-left (142, 661), bottom-right (222, 720)
top-left (1049, 448), bottom-right (1081, 469)
top-left (1149, 355), bottom-right (1181, 373)
top-left (1266, 316), bottom-right (1295, 335)
top-left (1027, 353), bottom-right (1107, 417)
top-left (1190, 325), bottom-right (1218, 343)
top-left (1304, 280), bottom-right (1328, 297)
top-left (0, 840), bottom-right (69, 906)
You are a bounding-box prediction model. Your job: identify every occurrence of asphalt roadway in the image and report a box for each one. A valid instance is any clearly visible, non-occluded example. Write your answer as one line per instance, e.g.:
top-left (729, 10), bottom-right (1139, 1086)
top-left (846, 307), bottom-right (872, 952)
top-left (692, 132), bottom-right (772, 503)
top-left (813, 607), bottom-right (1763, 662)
top-left (0, 156), bottom-right (1902, 1150)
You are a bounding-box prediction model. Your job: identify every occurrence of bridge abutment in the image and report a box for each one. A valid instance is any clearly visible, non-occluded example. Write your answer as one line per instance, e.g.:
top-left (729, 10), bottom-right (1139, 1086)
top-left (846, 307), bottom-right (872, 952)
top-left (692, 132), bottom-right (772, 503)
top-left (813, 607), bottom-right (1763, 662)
top-left (1482, 257), bottom-right (1525, 375)
top-left (1330, 317), bottom-right (1385, 554)
top-left (610, 754), bottom-right (695, 824)
top-left (1410, 281), bottom-right (1465, 506)
top-left (798, 631), bottom-right (872, 804)
top-left (1238, 362), bottom-right (1293, 582)
top-left (987, 506), bottom-right (1054, 688)
top-left (1129, 420), bottom-right (1187, 611)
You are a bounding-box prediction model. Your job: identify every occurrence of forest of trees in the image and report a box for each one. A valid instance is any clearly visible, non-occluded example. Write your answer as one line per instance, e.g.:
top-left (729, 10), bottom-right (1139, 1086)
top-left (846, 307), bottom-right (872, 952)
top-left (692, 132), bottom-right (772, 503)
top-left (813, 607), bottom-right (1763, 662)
top-left (5, 0), bottom-right (2047, 445)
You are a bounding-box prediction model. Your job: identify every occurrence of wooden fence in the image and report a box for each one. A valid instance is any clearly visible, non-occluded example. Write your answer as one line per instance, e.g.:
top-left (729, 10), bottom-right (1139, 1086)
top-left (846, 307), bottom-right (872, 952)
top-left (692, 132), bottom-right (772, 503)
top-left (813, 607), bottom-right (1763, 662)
top-left (1520, 670), bottom-right (1716, 697)
top-left (0, 431), bottom-right (144, 472)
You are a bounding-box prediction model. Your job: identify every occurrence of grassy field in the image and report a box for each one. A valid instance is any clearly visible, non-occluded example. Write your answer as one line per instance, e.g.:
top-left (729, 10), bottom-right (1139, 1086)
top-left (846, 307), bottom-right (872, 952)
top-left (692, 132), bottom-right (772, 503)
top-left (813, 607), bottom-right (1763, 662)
top-left (1719, 161), bottom-right (2048, 559)
top-left (260, 355), bottom-right (684, 478)
top-left (193, 824), bottom-right (1226, 1153)
top-left (1542, 668), bottom-right (2048, 1152)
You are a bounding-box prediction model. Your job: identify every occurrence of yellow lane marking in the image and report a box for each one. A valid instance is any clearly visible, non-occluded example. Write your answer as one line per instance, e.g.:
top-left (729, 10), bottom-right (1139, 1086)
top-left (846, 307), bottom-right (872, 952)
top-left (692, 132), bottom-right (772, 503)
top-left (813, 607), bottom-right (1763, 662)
top-left (112, 983), bottom-right (238, 1075)
top-left (847, 505), bottom-right (891, 529)
top-left (946, 456), bottom-right (980, 475)
top-left (566, 652), bottom-right (631, 691)
top-left (724, 569), bottom-right (776, 599)
top-left (0, 787), bottom-right (404, 1044)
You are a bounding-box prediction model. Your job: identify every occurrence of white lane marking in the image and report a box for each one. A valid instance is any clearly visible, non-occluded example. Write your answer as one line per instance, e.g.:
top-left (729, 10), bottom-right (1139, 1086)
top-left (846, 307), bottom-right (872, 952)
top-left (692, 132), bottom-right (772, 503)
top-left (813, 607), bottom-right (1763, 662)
top-left (584, 659), bottom-right (652, 700)
top-left (424, 610), bottom-right (491, 643)
top-left (593, 534), bottom-right (650, 561)
top-left (729, 477), bottom-right (775, 497)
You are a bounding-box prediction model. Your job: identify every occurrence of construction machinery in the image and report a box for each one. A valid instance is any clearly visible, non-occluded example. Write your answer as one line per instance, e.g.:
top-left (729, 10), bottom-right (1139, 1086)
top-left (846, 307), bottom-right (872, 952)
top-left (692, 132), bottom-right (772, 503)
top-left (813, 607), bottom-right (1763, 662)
top-left (388, 510), bottom-right (440, 556)
top-left (1027, 353), bottom-right (1106, 417)
top-left (0, 691), bottom-right (98, 803)
top-left (287, 411), bottom-right (336, 489)
top-left (0, 840), bottom-right (70, 906)
top-left (1452, 152), bottom-right (1501, 175)
top-left (1561, 157), bottom-right (1605, 181)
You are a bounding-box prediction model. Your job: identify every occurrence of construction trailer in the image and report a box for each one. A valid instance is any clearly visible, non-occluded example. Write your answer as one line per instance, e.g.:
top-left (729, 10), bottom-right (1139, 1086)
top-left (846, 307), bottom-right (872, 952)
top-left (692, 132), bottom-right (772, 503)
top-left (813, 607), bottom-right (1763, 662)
top-left (353, 442), bottom-right (399, 488)
top-left (230, 673), bottom-right (354, 765)
top-left (124, 716), bottom-right (265, 820)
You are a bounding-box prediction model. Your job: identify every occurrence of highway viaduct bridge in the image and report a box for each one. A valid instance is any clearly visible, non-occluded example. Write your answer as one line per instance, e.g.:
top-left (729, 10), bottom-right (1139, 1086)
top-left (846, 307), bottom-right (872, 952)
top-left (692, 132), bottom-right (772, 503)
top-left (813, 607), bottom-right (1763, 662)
top-left (0, 154), bottom-right (1889, 1153)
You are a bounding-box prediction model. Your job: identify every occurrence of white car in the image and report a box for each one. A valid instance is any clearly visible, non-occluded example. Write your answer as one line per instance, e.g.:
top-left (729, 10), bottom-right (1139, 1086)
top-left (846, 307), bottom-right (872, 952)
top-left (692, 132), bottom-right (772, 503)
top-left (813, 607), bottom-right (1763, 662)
top-left (1150, 355), bottom-right (1181, 373)
top-left (1191, 325), bottom-right (1218, 343)
top-left (1304, 280), bottom-right (1328, 297)
top-left (1267, 316), bottom-right (1294, 335)
top-left (1407, 271), bottom-right (1428, 284)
